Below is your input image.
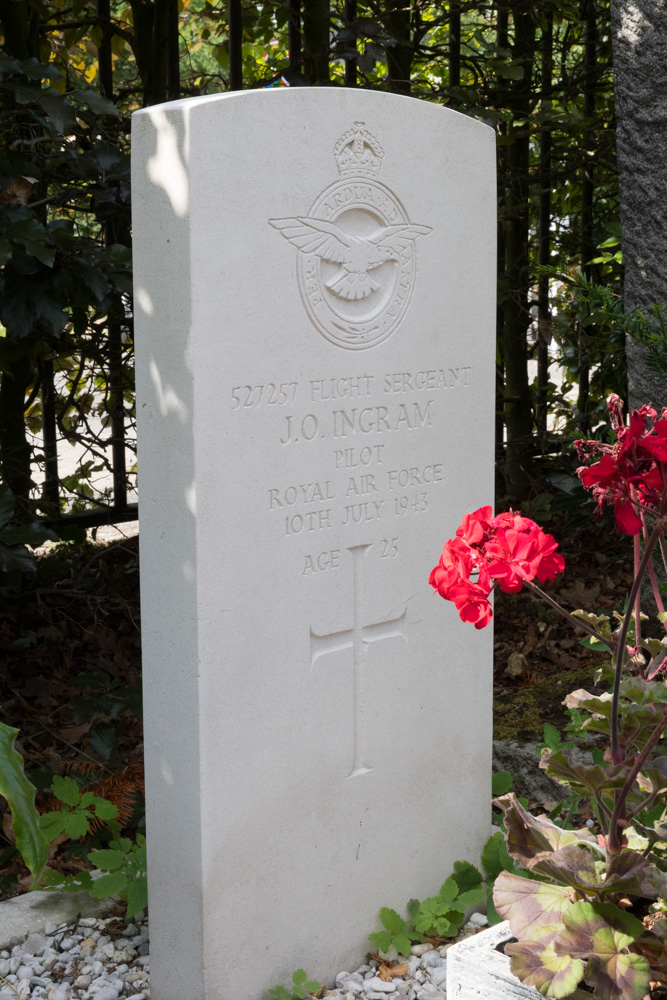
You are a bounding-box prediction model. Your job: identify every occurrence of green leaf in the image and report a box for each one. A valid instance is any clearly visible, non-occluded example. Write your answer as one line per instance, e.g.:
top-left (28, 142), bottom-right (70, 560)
top-left (73, 90), bottom-right (120, 118)
top-left (481, 832), bottom-right (514, 880)
top-left (292, 971), bottom-right (307, 986)
top-left (491, 770), bottom-right (513, 796)
top-left (380, 907), bottom-right (407, 935)
top-left (495, 59), bottom-right (525, 79)
top-left (0, 723), bottom-right (48, 879)
top-left (452, 860), bottom-right (483, 894)
top-left (88, 848), bottom-right (125, 871)
top-left (0, 522), bottom-right (57, 546)
top-left (0, 543), bottom-right (36, 574)
top-left (434, 915), bottom-right (458, 936)
top-left (87, 870), bottom-right (128, 898)
top-left (88, 723), bottom-right (118, 761)
top-left (51, 774), bottom-right (81, 807)
top-left (486, 885), bottom-right (502, 925)
top-left (268, 988), bottom-right (291, 1000)
top-left (303, 983), bottom-right (320, 993)
top-left (438, 878), bottom-right (458, 903)
top-left (456, 886), bottom-right (486, 907)
top-left (393, 933), bottom-right (412, 956)
top-left (92, 797), bottom-right (119, 821)
top-left (542, 723), bottom-right (562, 751)
top-left (21, 240), bottom-right (55, 268)
top-left (39, 810), bottom-right (68, 841)
top-left (125, 875), bottom-right (148, 918)
top-left (63, 811), bottom-right (90, 839)
top-left (37, 94), bottom-right (77, 134)
top-left (406, 898), bottom-right (420, 920)
top-left (368, 931), bottom-right (391, 952)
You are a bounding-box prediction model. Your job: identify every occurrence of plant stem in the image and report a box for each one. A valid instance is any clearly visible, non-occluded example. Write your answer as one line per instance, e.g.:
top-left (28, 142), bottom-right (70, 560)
top-left (607, 709), bottom-right (667, 855)
top-left (610, 524), bottom-right (663, 763)
top-left (659, 534), bottom-right (667, 575)
top-left (642, 516), bottom-right (667, 621)
top-left (634, 528), bottom-right (643, 671)
top-left (626, 788), bottom-right (659, 823)
top-left (525, 580), bottom-right (617, 649)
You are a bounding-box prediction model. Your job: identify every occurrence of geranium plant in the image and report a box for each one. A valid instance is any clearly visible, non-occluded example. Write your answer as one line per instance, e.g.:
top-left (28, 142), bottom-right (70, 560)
top-left (431, 395), bottom-right (667, 1000)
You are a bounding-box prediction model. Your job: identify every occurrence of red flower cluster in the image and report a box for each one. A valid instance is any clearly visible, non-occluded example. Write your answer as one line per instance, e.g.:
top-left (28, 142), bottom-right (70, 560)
top-left (429, 507), bottom-right (565, 629)
top-left (575, 395), bottom-right (667, 535)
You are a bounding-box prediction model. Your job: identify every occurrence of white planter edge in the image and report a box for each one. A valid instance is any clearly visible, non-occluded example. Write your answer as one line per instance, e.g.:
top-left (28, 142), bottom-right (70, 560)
top-left (445, 921), bottom-right (541, 999)
top-left (445, 921), bottom-right (591, 999)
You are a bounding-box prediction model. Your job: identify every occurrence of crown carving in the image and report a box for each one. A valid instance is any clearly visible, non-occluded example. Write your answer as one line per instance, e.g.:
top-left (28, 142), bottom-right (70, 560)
top-left (334, 122), bottom-right (384, 178)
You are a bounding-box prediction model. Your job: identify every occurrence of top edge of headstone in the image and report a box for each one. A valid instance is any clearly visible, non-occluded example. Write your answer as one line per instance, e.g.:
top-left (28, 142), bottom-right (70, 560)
top-left (131, 86), bottom-right (494, 134)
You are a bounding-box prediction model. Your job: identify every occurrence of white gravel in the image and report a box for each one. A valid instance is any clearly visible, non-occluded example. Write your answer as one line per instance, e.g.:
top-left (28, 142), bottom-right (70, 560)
top-left (2, 911), bottom-right (487, 1000)
top-left (0, 913), bottom-right (149, 1000)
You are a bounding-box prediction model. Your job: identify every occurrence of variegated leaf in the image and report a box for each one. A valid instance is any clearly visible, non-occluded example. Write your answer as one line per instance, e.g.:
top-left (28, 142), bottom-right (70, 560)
top-left (505, 924), bottom-right (586, 999)
top-left (493, 872), bottom-right (574, 939)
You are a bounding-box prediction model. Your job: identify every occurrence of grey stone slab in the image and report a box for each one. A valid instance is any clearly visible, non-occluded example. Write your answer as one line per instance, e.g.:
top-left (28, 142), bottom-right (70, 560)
top-left (0, 891), bottom-right (114, 948)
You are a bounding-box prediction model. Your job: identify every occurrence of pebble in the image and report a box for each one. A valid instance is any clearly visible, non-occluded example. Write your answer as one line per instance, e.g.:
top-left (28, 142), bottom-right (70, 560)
top-left (468, 912), bottom-right (488, 928)
top-left (428, 968), bottom-right (447, 989)
top-left (92, 988), bottom-right (120, 1000)
top-left (410, 944), bottom-right (432, 957)
top-left (364, 978), bottom-right (396, 994)
top-left (0, 913), bottom-right (150, 1000)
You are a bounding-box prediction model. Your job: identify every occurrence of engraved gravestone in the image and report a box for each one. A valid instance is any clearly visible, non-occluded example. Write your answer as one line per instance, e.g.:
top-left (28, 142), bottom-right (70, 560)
top-left (132, 89), bottom-right (495, 1000)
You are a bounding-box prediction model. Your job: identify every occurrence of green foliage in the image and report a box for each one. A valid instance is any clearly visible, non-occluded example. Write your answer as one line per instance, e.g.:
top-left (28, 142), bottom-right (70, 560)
top-left (480, 832), bottom-right (518, 925)
top-left (41, 834), bottom-right (147, 918)
top-left (39, 768), bottom-right (146, 917)
top-left (415, 868), bottom-right (485, 938)
top-left (0, 721), bottom-right (48, 880)
top-left (39, 774), bottom-right (119, 841)
top-left (491, 770), bottom-right (513, 796)
top-left (368, 907), bottom-right (416, 956)
top-left (370, 861), bottom-right (486, 954)
top-left (268, 969), bottom-right (321, 1000)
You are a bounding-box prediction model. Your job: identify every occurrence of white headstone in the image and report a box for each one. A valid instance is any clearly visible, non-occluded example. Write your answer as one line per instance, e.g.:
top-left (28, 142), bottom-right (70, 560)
top-left (132, 88), bottom-right (495, 1000)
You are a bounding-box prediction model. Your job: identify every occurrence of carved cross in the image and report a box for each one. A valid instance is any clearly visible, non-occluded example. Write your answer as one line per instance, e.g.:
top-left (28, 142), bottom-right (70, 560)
top-left (310, 543), bottom-right (407, 777)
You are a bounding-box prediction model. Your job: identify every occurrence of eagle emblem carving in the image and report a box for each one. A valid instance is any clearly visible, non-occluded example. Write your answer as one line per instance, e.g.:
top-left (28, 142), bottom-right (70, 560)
top-left (268, 217), bottom-right (432, 302)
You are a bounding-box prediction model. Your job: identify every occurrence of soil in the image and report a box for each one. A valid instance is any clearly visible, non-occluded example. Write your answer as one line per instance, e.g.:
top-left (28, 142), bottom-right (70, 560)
top-left (0, 512), bottom-right (635, 898)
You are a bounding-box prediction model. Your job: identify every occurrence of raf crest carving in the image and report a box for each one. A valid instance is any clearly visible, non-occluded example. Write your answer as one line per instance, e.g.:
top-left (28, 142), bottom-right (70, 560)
top-left (269, 122), bottom-right (432, 351)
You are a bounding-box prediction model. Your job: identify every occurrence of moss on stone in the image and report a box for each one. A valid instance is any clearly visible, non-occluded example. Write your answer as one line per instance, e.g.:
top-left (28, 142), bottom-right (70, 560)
top-left (493, 663), bottom-right (602, 743)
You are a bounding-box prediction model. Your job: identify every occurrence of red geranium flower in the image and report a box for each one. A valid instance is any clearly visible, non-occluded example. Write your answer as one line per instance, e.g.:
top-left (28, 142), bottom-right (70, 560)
top-left (430, 510), bottom-right (565, 627)
top-left (575, 396), bottom-right (667, 535)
